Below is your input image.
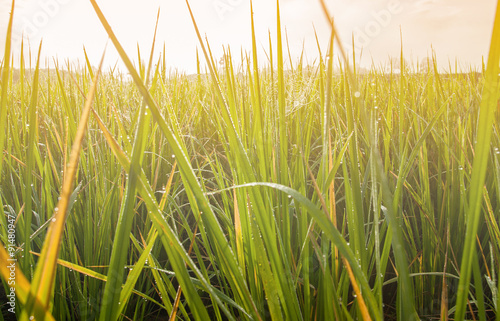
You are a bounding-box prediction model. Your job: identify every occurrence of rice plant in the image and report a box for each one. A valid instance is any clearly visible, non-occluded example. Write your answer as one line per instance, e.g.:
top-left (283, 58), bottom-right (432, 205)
top-left (1, 0), bottom-right (500, 320)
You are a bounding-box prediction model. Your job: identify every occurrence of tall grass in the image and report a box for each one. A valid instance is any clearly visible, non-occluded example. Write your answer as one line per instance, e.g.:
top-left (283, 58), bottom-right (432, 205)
top-left (1, 0), bottom-right (500, 320)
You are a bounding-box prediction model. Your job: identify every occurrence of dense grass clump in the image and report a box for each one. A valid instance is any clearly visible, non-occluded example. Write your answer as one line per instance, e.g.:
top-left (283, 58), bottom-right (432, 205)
top-left (2, 1), bottom-right (500, 320)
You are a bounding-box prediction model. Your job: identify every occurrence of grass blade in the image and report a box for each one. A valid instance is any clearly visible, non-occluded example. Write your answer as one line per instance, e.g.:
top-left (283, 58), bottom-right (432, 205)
top-left (0, 0), bottom-right (15, 176)
top-left (454, 1), bottom-right (500, 319)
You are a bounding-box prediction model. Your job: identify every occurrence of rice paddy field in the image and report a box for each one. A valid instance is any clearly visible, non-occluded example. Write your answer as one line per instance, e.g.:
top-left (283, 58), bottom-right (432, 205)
top-left (2, 0), bottom-right (500, 320)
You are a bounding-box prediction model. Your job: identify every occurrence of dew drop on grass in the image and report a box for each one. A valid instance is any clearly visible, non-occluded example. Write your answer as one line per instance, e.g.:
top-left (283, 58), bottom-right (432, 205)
top-left (52, 218), bottom-right (56, 222)
top-left (354, 91), bottom-right (361, 98)
top-left (54, 207), bottom-right (59, 212)
top-left (29, 317), bottom-right (34, 321)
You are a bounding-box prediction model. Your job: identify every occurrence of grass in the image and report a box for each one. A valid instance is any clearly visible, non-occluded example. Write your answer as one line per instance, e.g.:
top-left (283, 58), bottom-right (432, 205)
top-left (1, 0), bottom-right (500, 320)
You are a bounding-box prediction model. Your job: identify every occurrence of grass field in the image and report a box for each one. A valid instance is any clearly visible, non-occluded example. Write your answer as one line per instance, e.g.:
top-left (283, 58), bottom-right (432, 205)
top-left (2, 0), bottom-right (500, 320)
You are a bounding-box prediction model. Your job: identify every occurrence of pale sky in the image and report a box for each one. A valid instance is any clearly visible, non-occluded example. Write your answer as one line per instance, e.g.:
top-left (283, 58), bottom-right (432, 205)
top-left (0, 0), bottom-right (497, 73)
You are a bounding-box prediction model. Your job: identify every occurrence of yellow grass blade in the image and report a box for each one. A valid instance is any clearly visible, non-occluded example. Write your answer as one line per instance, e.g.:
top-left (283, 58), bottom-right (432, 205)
top-left (343, 257), bottom-right (372, 321)
top-left (0, 245), bottom-right (55, 320)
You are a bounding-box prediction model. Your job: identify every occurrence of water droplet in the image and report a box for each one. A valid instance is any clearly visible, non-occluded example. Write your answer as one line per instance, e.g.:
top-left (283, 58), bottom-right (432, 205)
top-left (354, 91), bottom-right (361, 98)
top-left (54, 207), bottom-right (59, 212)
top-left (52, 218), bottom-right (56, 222)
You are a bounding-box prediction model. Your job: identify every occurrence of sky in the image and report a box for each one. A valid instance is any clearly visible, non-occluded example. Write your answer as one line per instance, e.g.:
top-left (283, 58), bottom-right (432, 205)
top-left (0, 0), bottom-right (497, 73)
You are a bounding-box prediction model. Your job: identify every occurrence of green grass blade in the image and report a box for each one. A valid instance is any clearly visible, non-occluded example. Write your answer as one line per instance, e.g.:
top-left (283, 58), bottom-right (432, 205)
top-left (21, 41), bottom-right (42, 277)
top-left (454, 1), bottom-right (500, 319)
top-left (211, 182), bottom-right (382, 319)
top-left (88, 2), bottom-right (256, 319)
top-left (98, 9), bottom-right (161, 321)
top-left (0, 0), bottom-right (15, 176)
